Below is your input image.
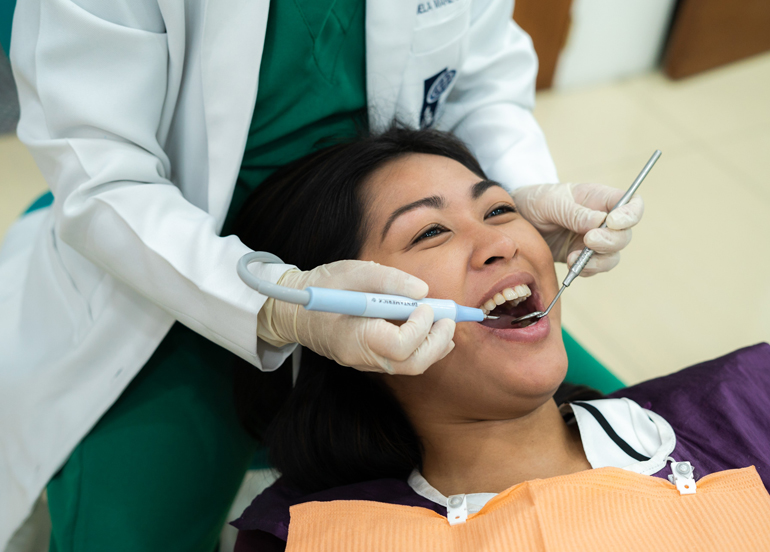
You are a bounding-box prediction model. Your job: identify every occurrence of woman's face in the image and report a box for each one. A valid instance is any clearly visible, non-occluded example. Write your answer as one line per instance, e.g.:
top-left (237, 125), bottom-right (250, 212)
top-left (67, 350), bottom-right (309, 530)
top-left (359, 153), bottom-right (567, 420)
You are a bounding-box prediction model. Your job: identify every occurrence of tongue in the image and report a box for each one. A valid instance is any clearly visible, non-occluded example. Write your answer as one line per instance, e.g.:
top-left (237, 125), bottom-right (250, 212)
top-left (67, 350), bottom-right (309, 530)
top-left (480, 315), bottom-right (518, 329)
top-left (480, 313), bottom-right (539, 329)
top-left (480, 296), bottom-right (536, 329)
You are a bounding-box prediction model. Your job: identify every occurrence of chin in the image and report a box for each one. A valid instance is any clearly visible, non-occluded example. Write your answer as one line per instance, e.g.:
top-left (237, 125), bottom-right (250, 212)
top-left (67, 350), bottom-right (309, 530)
top-left (461, 314), bottom-right (566, 381)
top-left (438, 329), bottom-right (569, 413)
top-left (501, 344), bottom-right (569, 400)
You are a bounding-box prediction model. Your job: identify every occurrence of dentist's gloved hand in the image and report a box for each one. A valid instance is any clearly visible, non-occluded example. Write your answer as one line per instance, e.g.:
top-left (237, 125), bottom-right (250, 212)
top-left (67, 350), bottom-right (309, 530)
top-left (510, 182), bottom-right (644, 276)
top-left (257, 260), bottom-right (456, 375)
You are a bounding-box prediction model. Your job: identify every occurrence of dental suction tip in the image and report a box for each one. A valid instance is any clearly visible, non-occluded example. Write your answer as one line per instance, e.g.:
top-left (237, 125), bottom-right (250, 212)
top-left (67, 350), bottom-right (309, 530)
top-left (485, 315), bottom-right (499, 320)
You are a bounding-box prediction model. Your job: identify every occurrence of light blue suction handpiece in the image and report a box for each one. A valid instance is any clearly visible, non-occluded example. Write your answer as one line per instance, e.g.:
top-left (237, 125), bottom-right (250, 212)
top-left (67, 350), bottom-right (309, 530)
top-left (304, 287), bottom-right (485, 322)
top-left (237, 252), bottom-right (487, 323)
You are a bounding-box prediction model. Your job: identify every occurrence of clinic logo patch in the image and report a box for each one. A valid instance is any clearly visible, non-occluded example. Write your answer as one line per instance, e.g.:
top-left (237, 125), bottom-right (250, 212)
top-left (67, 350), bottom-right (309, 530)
top-left (420, 68), bottom-right (456, 128)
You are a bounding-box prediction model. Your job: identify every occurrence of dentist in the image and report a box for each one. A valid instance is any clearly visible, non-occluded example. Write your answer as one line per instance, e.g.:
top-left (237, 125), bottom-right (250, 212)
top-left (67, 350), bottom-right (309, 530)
top-left (1, 0), bottom-right (643, 549)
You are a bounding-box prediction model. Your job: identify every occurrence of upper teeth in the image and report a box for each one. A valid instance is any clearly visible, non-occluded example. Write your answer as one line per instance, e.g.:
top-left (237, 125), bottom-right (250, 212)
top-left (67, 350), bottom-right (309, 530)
top-left (481, 284), bottom-right (531, 314)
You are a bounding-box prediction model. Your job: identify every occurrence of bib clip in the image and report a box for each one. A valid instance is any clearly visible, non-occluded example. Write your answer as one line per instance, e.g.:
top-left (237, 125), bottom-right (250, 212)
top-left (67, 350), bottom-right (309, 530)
top-left (667, 457), bottom-right (697, 495)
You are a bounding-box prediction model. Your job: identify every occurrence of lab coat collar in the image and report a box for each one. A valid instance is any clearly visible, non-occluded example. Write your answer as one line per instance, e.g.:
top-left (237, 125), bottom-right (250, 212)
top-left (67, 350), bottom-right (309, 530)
top-left (365, 0), bottom-right (418, 131)
top-left (200, 0), bottom-right (270, 230)
top-left (200, 0), bottom-right (418, 224)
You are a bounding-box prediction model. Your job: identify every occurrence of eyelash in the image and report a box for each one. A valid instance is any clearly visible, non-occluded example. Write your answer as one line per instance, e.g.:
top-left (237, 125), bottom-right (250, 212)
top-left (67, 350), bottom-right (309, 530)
top-left (412, 224), bottom-right (446, 244)
top-left (410, 204), bottom-right (517, 245)
top-left (486, 204), bottom-right (516, 218)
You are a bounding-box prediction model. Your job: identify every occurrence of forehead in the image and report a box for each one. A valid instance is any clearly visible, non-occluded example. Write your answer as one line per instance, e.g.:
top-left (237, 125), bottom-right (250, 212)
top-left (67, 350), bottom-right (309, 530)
top-left (363, 153), bottom-right (483, 211)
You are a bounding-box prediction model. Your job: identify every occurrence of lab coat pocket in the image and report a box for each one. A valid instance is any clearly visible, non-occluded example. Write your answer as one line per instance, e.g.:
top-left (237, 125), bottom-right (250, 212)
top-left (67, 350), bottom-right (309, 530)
top-left (412, 0), bottom-right (471, 55)
top-left (42, 224), bottom-right (94, 341)
top-left (397, 3), bottom-right (471, 129)
top-left (2, 211), bottom-right (94, 369)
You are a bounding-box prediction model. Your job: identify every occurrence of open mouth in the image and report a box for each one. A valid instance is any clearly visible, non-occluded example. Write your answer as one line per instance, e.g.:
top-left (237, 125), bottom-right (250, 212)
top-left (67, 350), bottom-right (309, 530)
top-left (479, 286), bottom-right (542, 330)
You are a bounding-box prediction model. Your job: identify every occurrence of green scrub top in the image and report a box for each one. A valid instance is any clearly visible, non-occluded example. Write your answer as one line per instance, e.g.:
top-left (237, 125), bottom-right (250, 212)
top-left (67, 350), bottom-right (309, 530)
top-left (223, 0), bottom-right (367, 232)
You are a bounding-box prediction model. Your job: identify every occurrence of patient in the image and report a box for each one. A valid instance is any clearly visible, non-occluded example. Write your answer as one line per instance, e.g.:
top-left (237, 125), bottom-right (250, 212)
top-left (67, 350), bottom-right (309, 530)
top-left (230, 127), bottom-right (770, 551)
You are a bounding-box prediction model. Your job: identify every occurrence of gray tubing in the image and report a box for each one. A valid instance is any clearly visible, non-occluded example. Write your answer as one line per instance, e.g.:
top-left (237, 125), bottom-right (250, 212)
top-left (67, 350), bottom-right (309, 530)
top-left (237, 251), bottom-right (311, 306)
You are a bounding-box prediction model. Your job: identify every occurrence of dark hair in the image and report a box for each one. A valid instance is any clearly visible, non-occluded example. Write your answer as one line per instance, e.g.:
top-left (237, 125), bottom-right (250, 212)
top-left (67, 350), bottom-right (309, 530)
top-left (231, 126), bottom-right (600, 493)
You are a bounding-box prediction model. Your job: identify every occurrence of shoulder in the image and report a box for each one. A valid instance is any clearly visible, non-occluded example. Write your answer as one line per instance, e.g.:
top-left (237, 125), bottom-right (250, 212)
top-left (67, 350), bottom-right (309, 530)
top-left (609, 343), bottom-right (770, 482)
top-left (232, 476), bottom-right (442, 545)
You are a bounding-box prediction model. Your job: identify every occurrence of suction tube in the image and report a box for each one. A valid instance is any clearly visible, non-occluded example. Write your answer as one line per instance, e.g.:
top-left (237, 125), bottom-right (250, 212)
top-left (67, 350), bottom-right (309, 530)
top-left (237, 252), bottom-right (485, 323)
top-left (237, 251), bottom-right (311, 306)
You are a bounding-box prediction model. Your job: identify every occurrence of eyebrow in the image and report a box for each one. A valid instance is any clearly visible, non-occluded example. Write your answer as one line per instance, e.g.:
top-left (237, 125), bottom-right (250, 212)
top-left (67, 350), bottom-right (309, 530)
top-left (381, 195), bottom-right (445, 243)
top-left (379, 179), bottom-right (505, 243)
top-left (471, 179), bottom-right (504, 199)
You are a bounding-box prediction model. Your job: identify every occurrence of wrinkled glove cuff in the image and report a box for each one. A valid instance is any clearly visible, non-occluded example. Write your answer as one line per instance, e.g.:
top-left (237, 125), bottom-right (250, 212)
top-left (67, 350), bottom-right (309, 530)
top-left (256, 268), bottom-right (302, 348)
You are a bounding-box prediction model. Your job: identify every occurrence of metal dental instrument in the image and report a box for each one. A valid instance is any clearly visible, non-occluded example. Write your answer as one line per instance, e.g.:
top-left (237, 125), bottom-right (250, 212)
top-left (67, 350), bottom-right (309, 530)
top-left (509, 150), bottom-right (662, 328)
top-left (237, 252), bottom-right (498, 323)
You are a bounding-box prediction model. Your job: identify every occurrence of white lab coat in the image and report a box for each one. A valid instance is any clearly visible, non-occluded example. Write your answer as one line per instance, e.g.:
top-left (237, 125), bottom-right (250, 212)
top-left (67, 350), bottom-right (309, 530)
top-left (0, 0), bottom-right (557, 545)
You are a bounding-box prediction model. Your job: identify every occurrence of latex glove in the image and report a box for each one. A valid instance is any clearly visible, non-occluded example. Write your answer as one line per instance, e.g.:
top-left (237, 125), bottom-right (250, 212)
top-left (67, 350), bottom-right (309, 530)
top-left (510, 182), bottom-right (644, 276)
top-left (258, 260), bottom-right (456, 375)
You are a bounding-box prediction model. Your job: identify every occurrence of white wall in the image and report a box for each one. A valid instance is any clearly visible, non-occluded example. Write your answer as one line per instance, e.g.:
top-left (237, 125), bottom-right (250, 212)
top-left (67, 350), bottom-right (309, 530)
top-left (553, 0), bottom-right (678, 89)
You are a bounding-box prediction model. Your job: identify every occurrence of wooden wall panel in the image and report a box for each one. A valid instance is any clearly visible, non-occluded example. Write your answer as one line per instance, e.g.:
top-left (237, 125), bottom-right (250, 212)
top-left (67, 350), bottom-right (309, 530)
top-left (513, 0), bottom-right (573, 90)
top-left (665, 0), bottom-right (770, 79)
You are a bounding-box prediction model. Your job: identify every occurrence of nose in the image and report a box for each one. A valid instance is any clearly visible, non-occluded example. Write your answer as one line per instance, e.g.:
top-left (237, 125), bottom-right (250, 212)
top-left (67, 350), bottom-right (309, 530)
top-left (469, 222), bottom-right (517, 269)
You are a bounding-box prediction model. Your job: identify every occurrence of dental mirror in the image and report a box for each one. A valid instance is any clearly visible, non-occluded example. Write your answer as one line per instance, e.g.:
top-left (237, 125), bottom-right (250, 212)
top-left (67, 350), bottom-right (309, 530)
top-left (508, 150), bottom-right (661, 329)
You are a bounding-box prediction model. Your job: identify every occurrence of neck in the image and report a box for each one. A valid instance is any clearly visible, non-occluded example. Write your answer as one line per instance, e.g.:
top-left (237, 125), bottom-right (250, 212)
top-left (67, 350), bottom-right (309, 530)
top-left (417, 400), bottom-right (590, 497)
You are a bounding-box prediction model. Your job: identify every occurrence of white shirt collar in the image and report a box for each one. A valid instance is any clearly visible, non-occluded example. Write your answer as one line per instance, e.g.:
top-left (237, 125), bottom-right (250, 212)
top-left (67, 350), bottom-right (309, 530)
top-left (565, 398), bottom-right (675, 476)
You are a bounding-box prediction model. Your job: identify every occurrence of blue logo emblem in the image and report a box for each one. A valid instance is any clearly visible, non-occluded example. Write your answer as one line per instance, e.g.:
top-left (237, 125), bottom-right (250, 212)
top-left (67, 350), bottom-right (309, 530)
top-left (420, 68), bottom-right (456, 128)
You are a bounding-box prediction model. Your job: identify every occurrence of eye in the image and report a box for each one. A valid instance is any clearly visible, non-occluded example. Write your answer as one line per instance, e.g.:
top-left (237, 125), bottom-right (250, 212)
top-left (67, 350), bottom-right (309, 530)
top-left (412, 224), bottom-right (446, 245)
top-left (486, 204), bottom-right (516, 219)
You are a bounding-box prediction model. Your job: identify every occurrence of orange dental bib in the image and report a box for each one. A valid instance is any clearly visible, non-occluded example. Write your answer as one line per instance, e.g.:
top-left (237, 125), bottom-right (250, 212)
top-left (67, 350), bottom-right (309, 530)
top-left (285, 467), bottom-right (770, 551)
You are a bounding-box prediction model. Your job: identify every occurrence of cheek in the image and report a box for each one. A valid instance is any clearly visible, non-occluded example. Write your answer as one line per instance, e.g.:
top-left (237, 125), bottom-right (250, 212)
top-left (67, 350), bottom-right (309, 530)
top-left (518, 222), bottom-right (561, 317)
top-left (361, 248), bottom-right (468, 302)
top-left (518, 220), bottom-right (556, 270)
